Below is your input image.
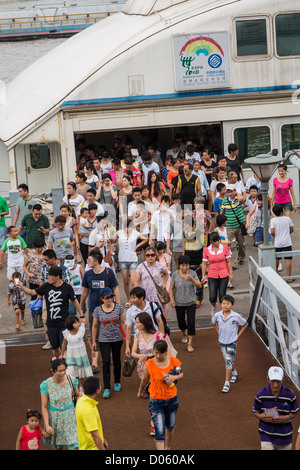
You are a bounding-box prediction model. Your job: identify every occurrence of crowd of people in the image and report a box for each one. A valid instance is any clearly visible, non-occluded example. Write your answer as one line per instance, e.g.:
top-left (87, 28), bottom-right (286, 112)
top-left (0, 132), bottom-right (299, 450)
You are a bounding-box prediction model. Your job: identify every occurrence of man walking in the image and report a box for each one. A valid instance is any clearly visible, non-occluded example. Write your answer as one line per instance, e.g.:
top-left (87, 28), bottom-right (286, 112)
top-left (220, 185), bottom-right (246, 268)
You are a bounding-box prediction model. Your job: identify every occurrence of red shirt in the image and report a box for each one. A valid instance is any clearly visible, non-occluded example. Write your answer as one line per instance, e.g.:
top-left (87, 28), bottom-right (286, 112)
top-left (20, 425), bottom-right (41, 450)
top-left (202, 244), bottom-right (231, 279)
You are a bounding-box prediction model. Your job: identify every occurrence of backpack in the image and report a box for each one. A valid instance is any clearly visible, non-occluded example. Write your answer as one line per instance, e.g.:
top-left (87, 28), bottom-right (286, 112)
top-left (150, 301), bottom-right (170, 336)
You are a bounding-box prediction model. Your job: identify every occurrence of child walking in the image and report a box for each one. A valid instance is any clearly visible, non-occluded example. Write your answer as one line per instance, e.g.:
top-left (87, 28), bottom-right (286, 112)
top-left (7, 271), bottom-right (27, 330)
top-left (60, 315), bottom-right (94, 395)
top-left (211, 295), bottom-right (248, 393)
top-left (0, 225), bottom-right (29, 280)
top-left (16, 409), bottom-right (49, 450)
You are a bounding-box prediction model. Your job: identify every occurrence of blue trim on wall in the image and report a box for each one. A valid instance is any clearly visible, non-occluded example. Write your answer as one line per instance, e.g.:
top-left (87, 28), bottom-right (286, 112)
top-left (61, 84), bottom-right (300, 107)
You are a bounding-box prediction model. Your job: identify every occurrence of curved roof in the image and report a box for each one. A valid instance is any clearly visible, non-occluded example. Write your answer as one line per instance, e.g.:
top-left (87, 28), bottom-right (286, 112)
top-left (0, 0), bottom-right (237, 147)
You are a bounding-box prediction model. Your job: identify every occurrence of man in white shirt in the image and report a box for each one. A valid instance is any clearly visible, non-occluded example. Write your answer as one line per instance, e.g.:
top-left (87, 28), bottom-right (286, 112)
top-left (141, 151), bottom-right (160, 185)
top-left (149, 195), bottom-right (175, 246)
top-left (270, 204), bottom-right (294, 281)
top-left (225, 171), bottom-right (246, 202)
top-left (125, 286), bottom-right (165, 357)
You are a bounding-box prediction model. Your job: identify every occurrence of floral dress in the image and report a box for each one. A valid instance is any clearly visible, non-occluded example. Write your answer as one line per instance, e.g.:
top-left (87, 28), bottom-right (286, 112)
top-left (136, 261), bottom-right (167, 307)
top-left (63, 323), bottom-right (93, 379)
top-left (40, 376), bottom-right (78, 449)
top-left (135, 330), bottom-right (177, 379)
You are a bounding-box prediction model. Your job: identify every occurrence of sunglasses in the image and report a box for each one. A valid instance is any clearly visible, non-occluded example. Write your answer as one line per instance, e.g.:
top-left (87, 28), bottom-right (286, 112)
top-left (103, 295), bottom-right (114, 299)
top-left (145, 253), bottom-right (156, 257)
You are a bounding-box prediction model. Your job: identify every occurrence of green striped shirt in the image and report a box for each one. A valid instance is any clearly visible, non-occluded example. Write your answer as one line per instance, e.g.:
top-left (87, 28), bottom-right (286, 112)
top-left (220, 197), bottom-right (245, 229)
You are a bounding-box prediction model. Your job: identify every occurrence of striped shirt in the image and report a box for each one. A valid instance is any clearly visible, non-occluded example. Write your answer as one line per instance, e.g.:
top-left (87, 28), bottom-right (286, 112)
top-left (253, 384), bottom-right (299, 446)
top-left (220, 196), bottom-right (245, 229)
top-left (211, 310), bottom-right (247, 344)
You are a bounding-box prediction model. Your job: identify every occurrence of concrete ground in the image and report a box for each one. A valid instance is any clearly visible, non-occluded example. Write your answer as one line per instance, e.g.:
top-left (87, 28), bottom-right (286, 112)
top-left (0, 210), bottom-right (300, 342)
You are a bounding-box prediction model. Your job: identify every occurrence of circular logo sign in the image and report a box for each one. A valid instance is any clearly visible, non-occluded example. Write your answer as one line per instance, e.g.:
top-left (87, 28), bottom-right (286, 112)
top-left (208, 54), bottom-right (222, 68)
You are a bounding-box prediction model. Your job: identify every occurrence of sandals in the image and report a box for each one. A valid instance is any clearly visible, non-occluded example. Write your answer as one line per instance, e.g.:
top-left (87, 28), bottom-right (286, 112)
top-left (15, 324), bottom-right (20, 330)
top-left (181, 334), bottom-right (188, 344)
top-left (222, 382), bottom-right (230, 393)
top-left (227, 283), bottom-right (234, 289)
top-left (21, 320), bottom-right (26, 326)
top-left (125, 302), bottom-right (131, 308)
top-left (187, 344), bottom-right (194, 353)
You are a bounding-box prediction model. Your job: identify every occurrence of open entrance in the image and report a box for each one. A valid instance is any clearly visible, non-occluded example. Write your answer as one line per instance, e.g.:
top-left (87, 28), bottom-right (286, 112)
top-left (74, 122), bottom-right (223, 163)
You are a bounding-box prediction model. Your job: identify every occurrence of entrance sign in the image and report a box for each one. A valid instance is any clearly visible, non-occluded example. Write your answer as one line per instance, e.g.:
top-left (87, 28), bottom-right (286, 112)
top-left (172, 32), bottom-right (231, 91)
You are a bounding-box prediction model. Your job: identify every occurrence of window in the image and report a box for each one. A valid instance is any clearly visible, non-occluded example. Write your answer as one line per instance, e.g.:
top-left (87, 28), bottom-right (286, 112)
top-left (275, 13), bottom-right (300, 57)
top-left (281, 124), bottom-right (300, 157)
top-left (235, 19), bottom-right (268, 57)
top-left (29, 143), bottom-right (51, 169)
top-left (233, 126), bottom-right (271, 164)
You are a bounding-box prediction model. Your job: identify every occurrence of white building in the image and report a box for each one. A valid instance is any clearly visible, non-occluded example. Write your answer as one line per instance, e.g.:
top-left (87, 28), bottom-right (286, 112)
top-left (0, 0), bottom-right (299, 199)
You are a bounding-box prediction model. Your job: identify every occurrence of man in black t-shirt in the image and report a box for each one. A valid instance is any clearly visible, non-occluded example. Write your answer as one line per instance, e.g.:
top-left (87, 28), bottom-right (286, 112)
top-left (177, 163), bottom-right (202, 208)
top-left (21, 266), bottom-right (85, 358)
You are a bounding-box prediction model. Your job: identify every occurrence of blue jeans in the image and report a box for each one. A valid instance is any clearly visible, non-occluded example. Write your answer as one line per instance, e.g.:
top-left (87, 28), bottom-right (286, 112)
top-left (208, 276), bottom-right (228, 304)
top-left (149, 396), bottom-right (179, 442)
top-left (0, 226), bottom-right (7, 247)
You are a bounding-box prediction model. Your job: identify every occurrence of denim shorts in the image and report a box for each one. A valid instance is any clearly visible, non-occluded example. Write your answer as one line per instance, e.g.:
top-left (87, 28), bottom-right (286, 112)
top-left (254, 227), bottom-right (272, 244)
top-left (118, 261), bottom-right (138, 271)
top-left (220, 342), bottom-right (237, 370)
top-left (149, 396), bottom-right (179, 442)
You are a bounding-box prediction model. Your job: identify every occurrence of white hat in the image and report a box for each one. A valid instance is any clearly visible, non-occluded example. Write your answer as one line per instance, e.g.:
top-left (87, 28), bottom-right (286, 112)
top-left (268, 366), bottom-right (284, 381)
top-left (226, 184), bottom-right (236, 191)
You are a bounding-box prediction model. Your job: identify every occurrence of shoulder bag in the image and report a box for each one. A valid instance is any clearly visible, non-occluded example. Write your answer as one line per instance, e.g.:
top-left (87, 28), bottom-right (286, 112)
top-left (67, 374), bottom-right (77, 407)
top-left (143, 262), bottom-right (170, 305)
top-left (227, 197), bottom-right (247, 235)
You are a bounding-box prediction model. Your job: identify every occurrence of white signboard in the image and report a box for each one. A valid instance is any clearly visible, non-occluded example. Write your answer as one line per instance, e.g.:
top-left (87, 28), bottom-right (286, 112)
top-left (172, 32), bottom-right (231, 92)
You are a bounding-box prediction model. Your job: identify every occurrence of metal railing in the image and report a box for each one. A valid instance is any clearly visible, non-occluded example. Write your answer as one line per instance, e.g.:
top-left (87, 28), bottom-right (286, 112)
top-left (0, 12), bottom-right (118, 30)
top-left (248, 256), bottom-right (300, 390)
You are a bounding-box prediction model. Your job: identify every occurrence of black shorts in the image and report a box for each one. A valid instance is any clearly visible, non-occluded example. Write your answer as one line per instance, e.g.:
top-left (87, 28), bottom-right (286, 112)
top-left (275, 245), bottom-right (292, 260)
top-left (46, 326), bottom-right (65, 350)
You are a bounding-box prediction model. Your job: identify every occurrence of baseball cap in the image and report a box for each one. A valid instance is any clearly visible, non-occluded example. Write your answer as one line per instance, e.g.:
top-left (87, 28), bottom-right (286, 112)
top-left (268, 366), bottom-right (284, 381)
top-left (100, 287), bottom-right (114, 297)
top-left (226, 184), bottom-right (236, 191)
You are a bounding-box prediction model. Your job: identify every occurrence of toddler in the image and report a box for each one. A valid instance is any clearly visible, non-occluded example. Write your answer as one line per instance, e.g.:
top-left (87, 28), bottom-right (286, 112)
top-left (16, 409), bottom-right (49, 450)
top-left (7, 271), bottom-right (27, 330)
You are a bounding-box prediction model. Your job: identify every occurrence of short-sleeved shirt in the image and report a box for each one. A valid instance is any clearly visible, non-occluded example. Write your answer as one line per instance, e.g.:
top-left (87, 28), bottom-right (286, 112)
top-left (1, 236), bottom-right (27, 267)
top-left (16, 197), bottom-right (39, 223)
top-left (170, 270), bottom-right (198, 306)
top-left (48, 228), bottom-right (75, 259)
top-left (82, 267), bottom-right (118, 312)
top-left (145, 356), bottom-right (182, 400)
top-left (270, 216), bottom-right (293, 248)
top-left (273, 177), bottom-right (293, 204)
top-left (76, 394), bottom-right (103, 450)
top-left (211, 310), bottom-right (247, 345)
top-left (93, 303), bottom-right (124, 342)
top-left (253, 383), bottom-right (299, 446)
top-left (20, 213), bottom-right (50, 248)
top-left (220, 197), bottom-right (245, 229)
top-left (35, 282), bottom-right (76, 328)
top-left (202, 243), bottom-right (231, 279)
top-left (126, 300), bottom-right (162, 334)
top-left (0, 196), bottom-right (9, 227)
top-left (41, 262), bottom-right (70, 284)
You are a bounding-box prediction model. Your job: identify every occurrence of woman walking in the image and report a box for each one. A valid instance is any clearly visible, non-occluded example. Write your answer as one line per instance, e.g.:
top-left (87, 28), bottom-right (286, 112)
top-left (137, 339), bottom-right (183, 451)
top-left (134, 246), bottom-right (169, 310)
top-left (40, 358), bottom-right (79, 450)
top-left (170, 255), bottom-right (202, 352)
top-left (116, 218), bottom-right (148, 307)
top-left (271, 163), bottom-right (297, 216)
top-left (92, 288), bottom-right (126, 399)
top-left (201, 232), bottom-right (233, 316)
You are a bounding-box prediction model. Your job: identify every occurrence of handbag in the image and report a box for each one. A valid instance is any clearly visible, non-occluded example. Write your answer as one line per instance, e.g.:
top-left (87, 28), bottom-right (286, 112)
top-left (122, 355), bottom-right (136, 377)
top-left (227, 197), bottom-right (247, 235)
top-left (143, 262), bottom-right (170, 305)
top-left (67, 374), bottom-right (77, 407)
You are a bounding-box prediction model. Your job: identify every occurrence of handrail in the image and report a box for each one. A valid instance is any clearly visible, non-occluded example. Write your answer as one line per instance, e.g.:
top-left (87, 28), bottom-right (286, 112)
top-left (0, 11), bottom-right (118, 28)
top-left (248, 260), bottom-right (300, 390)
